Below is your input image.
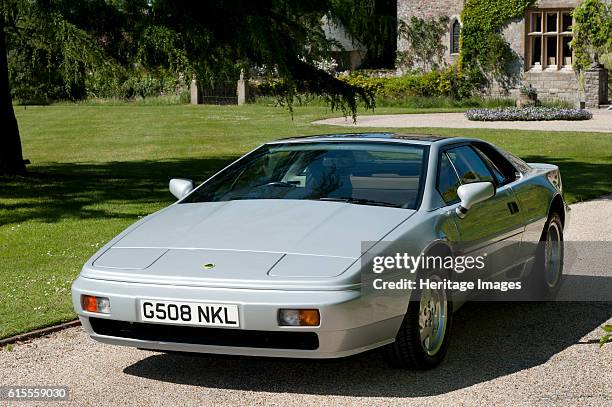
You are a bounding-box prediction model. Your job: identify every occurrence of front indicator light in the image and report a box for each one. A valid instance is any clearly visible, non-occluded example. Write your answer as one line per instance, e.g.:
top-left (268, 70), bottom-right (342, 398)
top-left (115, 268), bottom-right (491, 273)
top-left (81, 295), bottom-right (110, 314)
top-left (278, 309), bottom-right (320, 326)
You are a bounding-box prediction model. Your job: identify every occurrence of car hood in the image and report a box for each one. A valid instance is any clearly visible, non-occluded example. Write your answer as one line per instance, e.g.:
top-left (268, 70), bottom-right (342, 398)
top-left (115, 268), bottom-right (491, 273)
top-left (83, 200), bottom-right (415, 286)
top-left (112, 200), bottom-right (413, 257)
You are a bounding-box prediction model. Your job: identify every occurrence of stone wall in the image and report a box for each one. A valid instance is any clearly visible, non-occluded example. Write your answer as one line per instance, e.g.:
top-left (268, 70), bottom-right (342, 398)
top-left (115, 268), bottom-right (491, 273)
top-left (584, 66), bottom-right (609, 107)
top-left (502, 1), bottom-right (581, 105)
top-left (397, 0), bottom-right (588, 106)
top-left (396, 0), bottom-right (463, 68)
top-left (536, 0), bottom-right (581, 7)
top-left (488, 71), bottom-right (582, 105)
top-left (502, 19), bottom-right (525, 66)
top-left (525, 70), bottom-right (582, 103)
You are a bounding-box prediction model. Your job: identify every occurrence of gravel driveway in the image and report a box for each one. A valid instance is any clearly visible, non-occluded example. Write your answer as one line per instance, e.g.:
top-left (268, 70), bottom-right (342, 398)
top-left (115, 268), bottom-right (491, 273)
top-left (313, 109), bottom-right (612, 133)
top-left (1, 197), bottom-right (611, 406)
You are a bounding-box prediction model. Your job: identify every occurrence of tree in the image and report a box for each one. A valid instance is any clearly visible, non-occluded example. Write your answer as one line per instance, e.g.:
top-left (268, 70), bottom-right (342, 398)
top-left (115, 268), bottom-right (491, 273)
top-left (142, 0), bottom-right (374, 113)
top-left (6, 0), bottom-right (142, 103)
top-left (571, 0), bottom-right (612, 71)
top-left (329, 0), bottom-right (397, 68)
top-left (0, 0), bottom-right (374, 175)
top-left (1, 0), bottom-right (111, 175)
top-left (0, 22), bottom-right (25, 175)
top-left (1, 1), bottom-right (25, 175)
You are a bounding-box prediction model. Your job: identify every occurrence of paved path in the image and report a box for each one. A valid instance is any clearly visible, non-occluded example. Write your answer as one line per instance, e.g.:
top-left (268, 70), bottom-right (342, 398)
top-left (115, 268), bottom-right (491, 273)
top-left (1, 197), bottom-right (611, 406)
top-left (314, 109), bottom-right (612, 132)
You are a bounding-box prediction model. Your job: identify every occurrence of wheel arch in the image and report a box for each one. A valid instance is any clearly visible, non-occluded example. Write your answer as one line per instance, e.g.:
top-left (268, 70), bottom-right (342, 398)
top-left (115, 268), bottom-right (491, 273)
top-left (548, 194), bottom-right (566, 227)
top-left (421, 240), bottom-right (454, 259)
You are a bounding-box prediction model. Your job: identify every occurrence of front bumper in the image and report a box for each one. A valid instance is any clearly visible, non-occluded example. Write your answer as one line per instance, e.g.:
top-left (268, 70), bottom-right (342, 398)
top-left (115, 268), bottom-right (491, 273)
top-left (72, 276), bottom-right (405, 358)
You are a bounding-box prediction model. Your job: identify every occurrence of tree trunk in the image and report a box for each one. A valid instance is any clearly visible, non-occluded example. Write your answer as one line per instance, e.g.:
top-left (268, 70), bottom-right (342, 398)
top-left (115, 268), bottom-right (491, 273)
top-left (0, 19), bottom-right (26, 175)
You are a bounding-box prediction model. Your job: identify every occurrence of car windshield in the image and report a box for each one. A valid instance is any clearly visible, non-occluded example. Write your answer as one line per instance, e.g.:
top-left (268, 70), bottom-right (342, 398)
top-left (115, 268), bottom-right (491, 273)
top-left (182, 142), bottom-right (429, 209)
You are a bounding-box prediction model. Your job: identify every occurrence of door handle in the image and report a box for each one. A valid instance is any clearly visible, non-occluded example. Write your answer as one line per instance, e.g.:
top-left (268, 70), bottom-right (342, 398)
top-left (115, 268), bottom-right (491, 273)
top-left (507, 201), bottom-right (520, 214)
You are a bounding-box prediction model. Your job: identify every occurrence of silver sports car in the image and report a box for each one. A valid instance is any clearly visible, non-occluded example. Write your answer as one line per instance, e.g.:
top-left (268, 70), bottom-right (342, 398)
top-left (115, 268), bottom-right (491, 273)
top-left (72, 133), bottom-right (568, 369)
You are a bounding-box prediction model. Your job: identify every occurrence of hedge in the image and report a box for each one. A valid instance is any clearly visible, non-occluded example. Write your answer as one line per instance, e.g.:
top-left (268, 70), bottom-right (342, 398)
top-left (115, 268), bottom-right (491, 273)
top-left (338, 68), bottom-right (476, 100)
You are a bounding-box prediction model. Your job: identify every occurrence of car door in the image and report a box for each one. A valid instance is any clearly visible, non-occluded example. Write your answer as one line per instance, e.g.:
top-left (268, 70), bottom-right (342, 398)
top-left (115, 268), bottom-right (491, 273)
top-left (472, 142), bottom-right (541, 265)
top-left (443, 144), bottom-right (525, 280)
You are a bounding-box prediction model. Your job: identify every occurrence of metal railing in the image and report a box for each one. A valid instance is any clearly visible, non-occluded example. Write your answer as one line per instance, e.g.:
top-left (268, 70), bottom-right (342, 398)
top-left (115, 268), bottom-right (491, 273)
top-left (200, 82), bottom-right (238, 105)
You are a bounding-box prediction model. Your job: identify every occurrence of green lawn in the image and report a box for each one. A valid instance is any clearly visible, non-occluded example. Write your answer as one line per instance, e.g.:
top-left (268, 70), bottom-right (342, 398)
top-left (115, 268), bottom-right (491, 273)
top-left (1, 104), bottom-right (611, 339)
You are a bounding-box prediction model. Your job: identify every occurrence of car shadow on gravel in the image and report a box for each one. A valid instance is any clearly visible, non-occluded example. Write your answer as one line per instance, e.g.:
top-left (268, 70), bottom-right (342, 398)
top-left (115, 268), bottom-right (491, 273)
top-left (123, 301), bottom-right (612, 397)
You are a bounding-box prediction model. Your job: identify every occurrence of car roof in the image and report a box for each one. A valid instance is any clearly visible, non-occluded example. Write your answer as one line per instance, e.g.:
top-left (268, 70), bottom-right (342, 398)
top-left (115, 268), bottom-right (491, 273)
top-left (269, 133), bottom-right (478, 146)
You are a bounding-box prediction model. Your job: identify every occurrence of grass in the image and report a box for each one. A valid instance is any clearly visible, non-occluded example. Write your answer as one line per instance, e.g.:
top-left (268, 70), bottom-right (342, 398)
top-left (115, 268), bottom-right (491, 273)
top-left (254, 95), bottom-right (576, 110)
top-left (1, 103), bottom-right (611, 339)
top-left (66, 93), bottom-right (191, 106)
top-left (374, 96), bottom-right (517, 109)
top-left (253, 95), bottom-right (520, 111)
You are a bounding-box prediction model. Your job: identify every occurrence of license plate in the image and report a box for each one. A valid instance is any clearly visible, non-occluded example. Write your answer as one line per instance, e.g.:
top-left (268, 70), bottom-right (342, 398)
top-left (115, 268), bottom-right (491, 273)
top-left (139, 300), bottom-right (239, 327)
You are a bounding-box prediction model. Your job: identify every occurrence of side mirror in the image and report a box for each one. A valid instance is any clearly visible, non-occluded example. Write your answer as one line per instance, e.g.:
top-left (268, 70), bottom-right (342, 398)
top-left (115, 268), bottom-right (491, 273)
top-left (169, 178), bottom-right (194, 200)
top-left (456, 181), bottom-right (495, 219)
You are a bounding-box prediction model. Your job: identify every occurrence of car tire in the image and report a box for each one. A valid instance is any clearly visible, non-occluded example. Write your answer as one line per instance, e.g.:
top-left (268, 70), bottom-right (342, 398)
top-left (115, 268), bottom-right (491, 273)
top-left (525, 212), bottom-right (564, 299)
top-left (382, 269), bottom-right (453, 370)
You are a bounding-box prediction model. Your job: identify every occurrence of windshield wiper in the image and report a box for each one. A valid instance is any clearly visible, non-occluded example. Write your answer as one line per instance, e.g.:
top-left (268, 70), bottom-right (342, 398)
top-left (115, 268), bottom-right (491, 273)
top-left (314, 197), bottom-right (401, 208)
top-left (251, 181), bottom-right (298, 189)
top-left (223, 196), bottom-right (401, 208)
top-left (225, 196), bottom-right (264, 201)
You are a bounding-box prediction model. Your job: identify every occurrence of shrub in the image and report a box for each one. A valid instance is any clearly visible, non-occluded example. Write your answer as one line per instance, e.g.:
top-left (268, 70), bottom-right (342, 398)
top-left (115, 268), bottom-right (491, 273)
top-left (519, 83), bottom-right (538, 99)
top-left (374, 96), bottom-right (515, 109)
top-left (253, 69), bottom-right (518, 109)
top-left (337, 67), bottom-right (476, 100)
top-left (84, 66), bottom-right (186, 100)
top-left (465, 107), bottom-right (593, 121)
top-left (252, 80), bottom-right (294, 98)
top-left (571, 0), bottom-right (612, 71)
top-left (69, 93), bottom-right (190, 106)
top-left (336, 74), bottom-right (386, 96)
top-left (460, 0), bottom-right (536, 90)
top-left (539, 99), bottom-right (575, 109)
top-left (600, 324), bottom-right (612, 347)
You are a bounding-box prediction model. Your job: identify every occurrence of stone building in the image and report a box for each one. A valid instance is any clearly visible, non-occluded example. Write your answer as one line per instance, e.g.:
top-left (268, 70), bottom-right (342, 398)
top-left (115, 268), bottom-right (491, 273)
top-left (322, 16), bottom-right (367, 70)
top-left (397, 0), bottom-right (610, 107)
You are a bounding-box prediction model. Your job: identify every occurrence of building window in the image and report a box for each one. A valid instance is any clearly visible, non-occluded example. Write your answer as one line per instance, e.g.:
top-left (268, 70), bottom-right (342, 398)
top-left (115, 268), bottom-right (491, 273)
top-left (527, 10), bottom-right (573, 70)
top-left (451, 19), bottom-right (461, 55)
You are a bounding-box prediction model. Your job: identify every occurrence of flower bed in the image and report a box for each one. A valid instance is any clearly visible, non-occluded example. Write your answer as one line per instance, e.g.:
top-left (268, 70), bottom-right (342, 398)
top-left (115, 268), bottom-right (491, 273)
top-left (465, 107), bottom-right (593, 121)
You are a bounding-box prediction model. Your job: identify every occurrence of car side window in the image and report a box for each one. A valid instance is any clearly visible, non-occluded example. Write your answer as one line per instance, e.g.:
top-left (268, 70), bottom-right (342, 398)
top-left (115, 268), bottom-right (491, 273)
top-left (446, 146), bottom-right (494, 184)
top-left (472, 143), bottom-right (519, 185)
top-left (436, 153), bottom-right (461, 204)
top-left (476, 150), bottom-right (506, 185)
